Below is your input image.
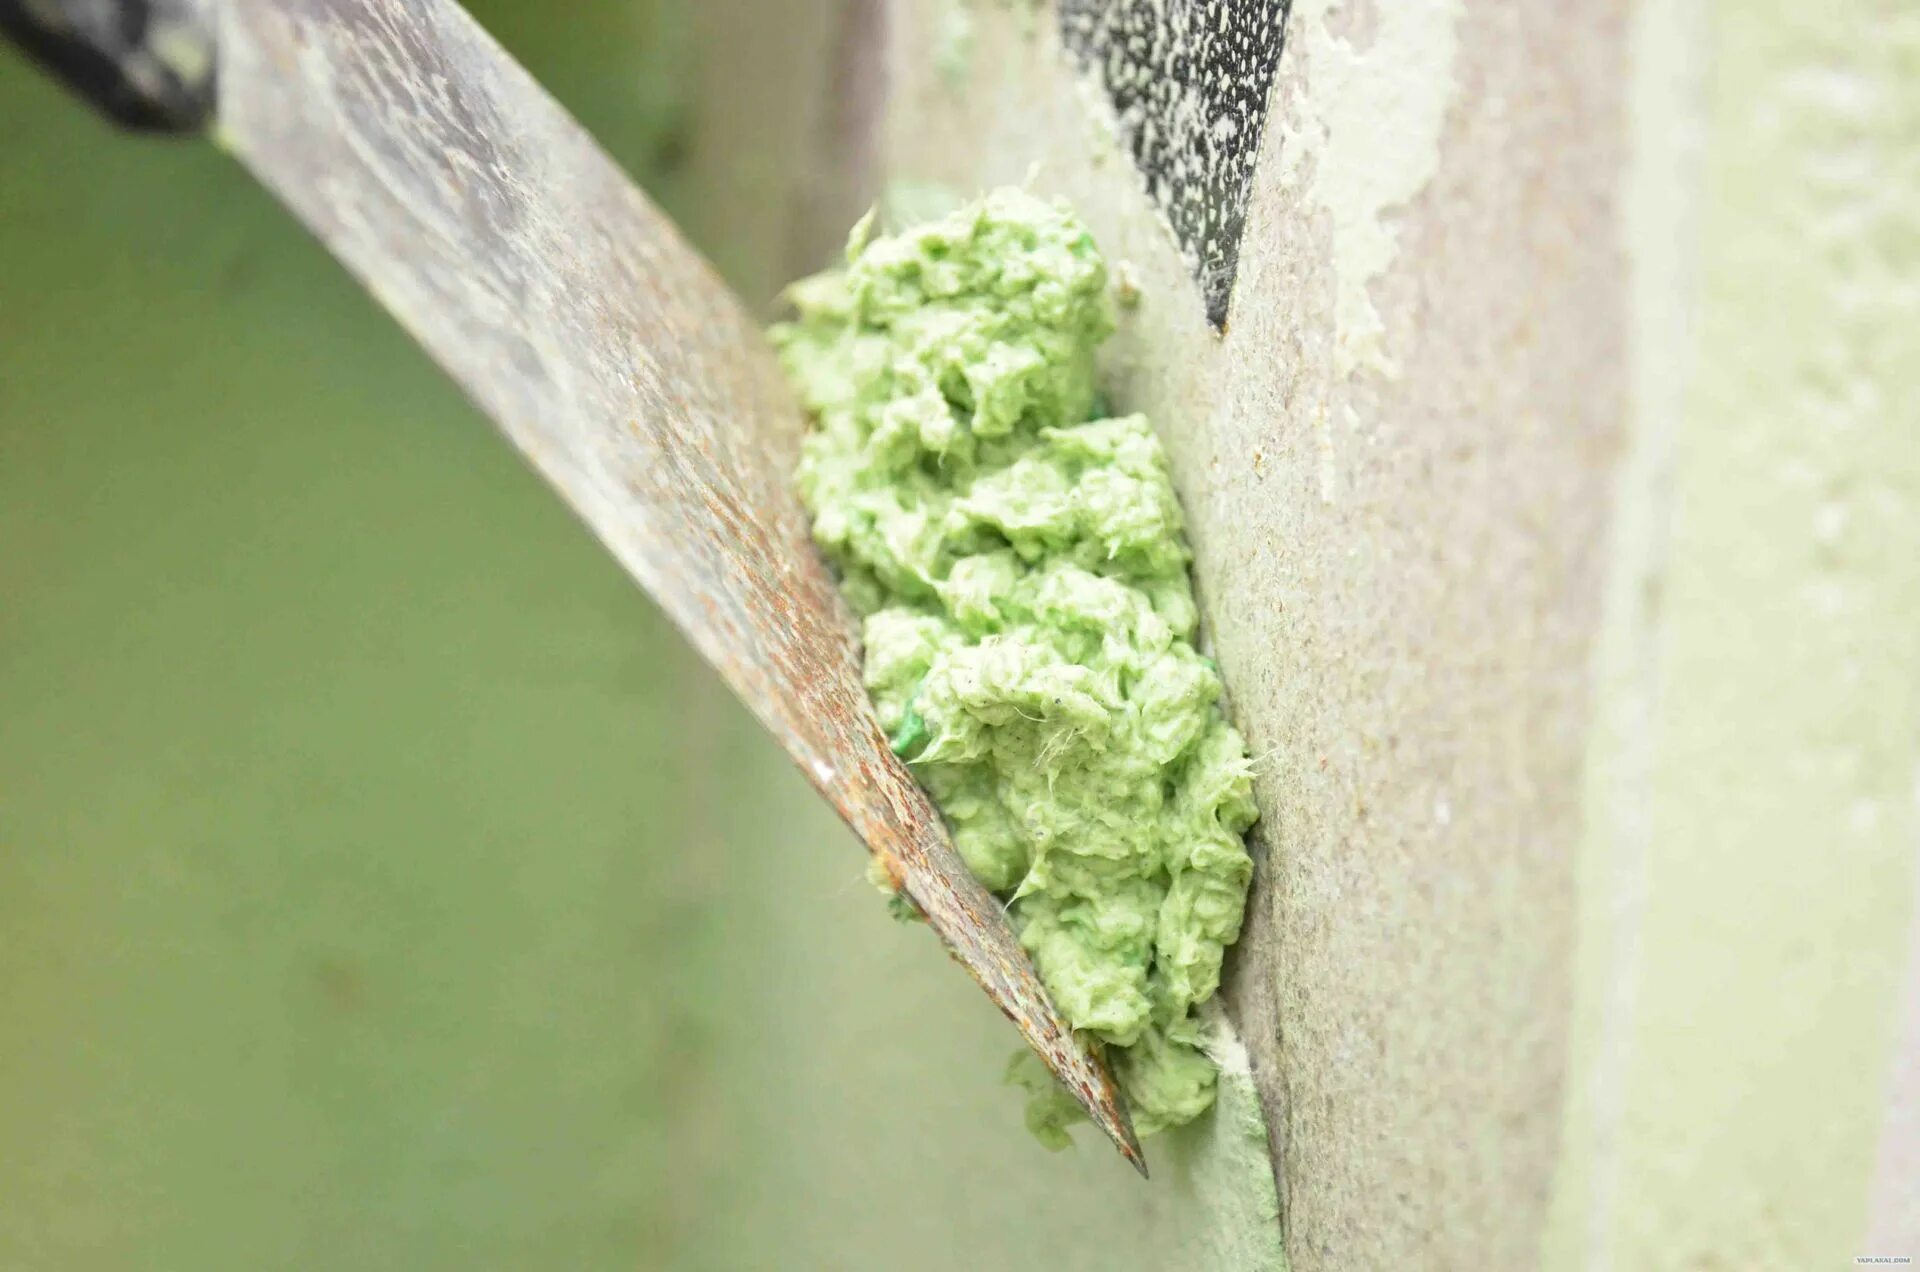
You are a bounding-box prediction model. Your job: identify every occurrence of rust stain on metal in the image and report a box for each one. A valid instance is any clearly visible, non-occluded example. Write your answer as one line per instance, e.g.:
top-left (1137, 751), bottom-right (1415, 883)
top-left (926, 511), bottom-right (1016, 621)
top-left (212, 0), bottom-right (1142, 1169)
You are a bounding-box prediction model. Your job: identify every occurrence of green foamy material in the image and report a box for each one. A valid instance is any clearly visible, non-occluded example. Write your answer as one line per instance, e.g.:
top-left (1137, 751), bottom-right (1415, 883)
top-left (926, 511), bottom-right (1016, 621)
top-left (774, 189), bottom-right (1258, 1136)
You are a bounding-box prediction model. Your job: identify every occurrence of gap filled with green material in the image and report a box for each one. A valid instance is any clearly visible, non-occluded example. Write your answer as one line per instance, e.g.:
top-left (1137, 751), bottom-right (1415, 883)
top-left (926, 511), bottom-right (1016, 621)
top-left (775, 189), bottom-right (1259, 1136)
top-left (3, 17), bottom-right (1285, 1264)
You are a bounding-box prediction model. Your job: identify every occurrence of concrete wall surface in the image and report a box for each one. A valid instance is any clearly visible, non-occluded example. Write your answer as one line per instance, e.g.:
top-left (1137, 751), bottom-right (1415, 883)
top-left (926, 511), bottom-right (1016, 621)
top-left (2, 1), bottom-right (1915, 1269)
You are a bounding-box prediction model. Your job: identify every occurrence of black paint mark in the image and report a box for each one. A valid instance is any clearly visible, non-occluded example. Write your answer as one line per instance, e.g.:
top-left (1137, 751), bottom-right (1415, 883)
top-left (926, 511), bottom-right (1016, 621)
top-left (1059, 0), bottom-right (1291, 330)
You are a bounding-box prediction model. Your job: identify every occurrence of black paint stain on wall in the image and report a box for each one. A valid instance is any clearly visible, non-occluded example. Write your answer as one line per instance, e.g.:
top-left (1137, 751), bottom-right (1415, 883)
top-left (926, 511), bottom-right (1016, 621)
top-left (1059, 0), bottom-right (1290, 329)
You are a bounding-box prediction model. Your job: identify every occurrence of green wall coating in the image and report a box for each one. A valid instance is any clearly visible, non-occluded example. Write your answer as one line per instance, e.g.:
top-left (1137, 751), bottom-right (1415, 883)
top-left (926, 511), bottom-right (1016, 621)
top-left (1548, 0), bottom-right (1920, 1265)
top-left (0, 9), bottom-right (1274, 1268)
top-left (1607, 2), bottom-right (1919, 1263)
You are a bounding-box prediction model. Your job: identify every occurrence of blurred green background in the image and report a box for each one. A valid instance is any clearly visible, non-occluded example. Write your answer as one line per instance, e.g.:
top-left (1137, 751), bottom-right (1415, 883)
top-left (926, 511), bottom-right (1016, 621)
top-left (0, 5), bottom-right (1218, 1268)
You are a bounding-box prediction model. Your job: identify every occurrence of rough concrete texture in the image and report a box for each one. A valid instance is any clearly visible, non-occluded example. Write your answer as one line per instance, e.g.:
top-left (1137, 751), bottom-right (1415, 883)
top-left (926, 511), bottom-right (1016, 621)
top-left (887, 0), bottom-right (1623, 1264)
top-left (894, 0), bottom-right (1920, 1266)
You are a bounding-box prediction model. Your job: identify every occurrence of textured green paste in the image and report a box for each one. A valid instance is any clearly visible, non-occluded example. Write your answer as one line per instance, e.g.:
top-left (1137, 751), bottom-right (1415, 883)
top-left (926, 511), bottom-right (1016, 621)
top-left (774, 189), bottom-right (1258, 1137)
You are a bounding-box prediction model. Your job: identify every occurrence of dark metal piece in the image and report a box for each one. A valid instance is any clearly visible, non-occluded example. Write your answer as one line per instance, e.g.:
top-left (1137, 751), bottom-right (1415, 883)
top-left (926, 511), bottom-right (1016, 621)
top-left (1059, 0), bottom-right (1291, 330)
top-left (0, 0), bottom-right (213, 130)
top-left (212, 0), bottom-right (1145, 1170)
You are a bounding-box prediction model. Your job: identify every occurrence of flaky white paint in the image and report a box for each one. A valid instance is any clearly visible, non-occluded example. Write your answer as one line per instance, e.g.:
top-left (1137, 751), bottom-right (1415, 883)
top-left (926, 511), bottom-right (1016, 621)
top-left (1283, 0), bottom-right (1462, 381)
